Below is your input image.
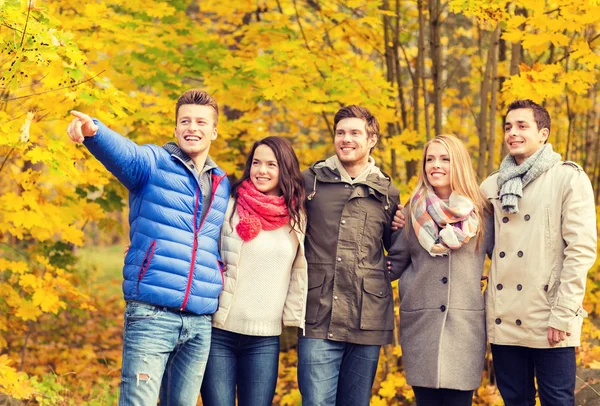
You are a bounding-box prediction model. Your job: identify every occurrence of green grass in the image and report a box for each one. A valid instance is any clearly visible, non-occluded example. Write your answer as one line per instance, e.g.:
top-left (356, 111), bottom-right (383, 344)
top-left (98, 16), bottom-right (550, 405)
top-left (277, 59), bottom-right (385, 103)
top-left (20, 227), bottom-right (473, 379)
top-left (76, 245), bottom-right (125, 299)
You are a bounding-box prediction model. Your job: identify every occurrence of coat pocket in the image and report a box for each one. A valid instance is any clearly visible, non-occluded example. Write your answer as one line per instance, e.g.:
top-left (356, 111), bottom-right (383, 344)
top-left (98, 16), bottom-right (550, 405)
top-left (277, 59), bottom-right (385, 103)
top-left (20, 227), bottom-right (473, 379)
top-left (305, 271), bottom-right (327, 324)
top-left (136, 240), bottom-right (156, 295)
top-left (360, 274), bottom-right (394, 331)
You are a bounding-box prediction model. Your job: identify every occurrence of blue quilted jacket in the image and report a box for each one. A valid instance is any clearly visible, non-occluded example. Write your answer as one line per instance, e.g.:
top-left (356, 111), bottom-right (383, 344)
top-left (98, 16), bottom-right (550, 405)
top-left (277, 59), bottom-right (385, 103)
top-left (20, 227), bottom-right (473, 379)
top-left (83, 121), bottom-right (230, 315)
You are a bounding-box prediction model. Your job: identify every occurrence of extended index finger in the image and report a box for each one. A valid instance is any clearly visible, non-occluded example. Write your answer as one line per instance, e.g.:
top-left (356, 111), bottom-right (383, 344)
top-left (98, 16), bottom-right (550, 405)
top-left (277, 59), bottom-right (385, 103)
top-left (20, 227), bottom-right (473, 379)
top-left (70, 110), bottom-right (92, 123)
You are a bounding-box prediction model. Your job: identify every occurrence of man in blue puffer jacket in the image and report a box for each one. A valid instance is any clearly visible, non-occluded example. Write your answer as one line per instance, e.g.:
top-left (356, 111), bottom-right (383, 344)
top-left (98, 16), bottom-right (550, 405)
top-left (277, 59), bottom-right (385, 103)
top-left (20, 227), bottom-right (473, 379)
top-left (66, 89), bottom-right (230, 406)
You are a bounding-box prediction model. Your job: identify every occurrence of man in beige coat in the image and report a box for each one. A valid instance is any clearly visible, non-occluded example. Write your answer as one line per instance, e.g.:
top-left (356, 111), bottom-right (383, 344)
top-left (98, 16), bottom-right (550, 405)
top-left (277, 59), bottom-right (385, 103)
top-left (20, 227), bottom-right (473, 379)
top-left (481, 99), bottom-right (597, 406)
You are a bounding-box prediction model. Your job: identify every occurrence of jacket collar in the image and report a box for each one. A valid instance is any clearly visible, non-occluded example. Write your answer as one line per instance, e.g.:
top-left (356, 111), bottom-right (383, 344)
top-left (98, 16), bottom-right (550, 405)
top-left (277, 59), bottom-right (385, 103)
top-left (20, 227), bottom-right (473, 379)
top-left (163, 141), bottom-right (218, 173)
top-left (310, 156), bottom-right (392, 195)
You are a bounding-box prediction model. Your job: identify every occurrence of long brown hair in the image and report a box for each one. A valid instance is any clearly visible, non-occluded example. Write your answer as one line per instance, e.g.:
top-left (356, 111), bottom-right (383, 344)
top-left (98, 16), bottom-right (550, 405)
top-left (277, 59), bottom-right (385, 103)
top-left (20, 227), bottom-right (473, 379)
top-left (231, 136), bottom-right (306, 232)
top-left (408, 134), bottom-right (491, 247)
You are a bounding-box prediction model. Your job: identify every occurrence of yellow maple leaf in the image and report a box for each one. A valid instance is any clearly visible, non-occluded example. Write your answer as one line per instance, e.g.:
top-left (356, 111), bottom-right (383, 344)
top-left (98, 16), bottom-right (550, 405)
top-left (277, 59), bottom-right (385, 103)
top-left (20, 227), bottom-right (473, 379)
top-left (32, 288), bottom-right (64, 314)
top-left (280, 389), bottom-right (301, 406)
top-left (370, 395), bottom-right (388, 406)
top-left (19, 274), bottom-right (39, 290)
top-left (14, 300), bottom-right (42, 322)
top-left (61, 225), bottom-right (84, 246)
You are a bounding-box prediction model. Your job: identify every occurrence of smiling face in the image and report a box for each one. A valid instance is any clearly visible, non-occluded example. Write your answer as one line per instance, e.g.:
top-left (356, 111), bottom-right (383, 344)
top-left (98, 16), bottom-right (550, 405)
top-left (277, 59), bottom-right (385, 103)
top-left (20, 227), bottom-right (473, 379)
top-left (334, 117), bottom-right (377, 176)
top-left (250, 144), bottom-right (281, 196)
top-left (425, 141), bottom-right (452, 199)
top-left (504, 108), bottom-right (548, 165)
top-left (174, 104), bottom-right (218, 162)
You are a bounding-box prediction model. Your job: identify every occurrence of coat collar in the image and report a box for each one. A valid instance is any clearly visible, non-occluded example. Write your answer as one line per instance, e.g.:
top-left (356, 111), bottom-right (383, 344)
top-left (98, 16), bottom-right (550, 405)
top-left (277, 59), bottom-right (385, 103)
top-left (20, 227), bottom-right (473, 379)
top-left (162, 141), bottom-right (218, 173)
top-left (309, 157), bottom-right (392, 195)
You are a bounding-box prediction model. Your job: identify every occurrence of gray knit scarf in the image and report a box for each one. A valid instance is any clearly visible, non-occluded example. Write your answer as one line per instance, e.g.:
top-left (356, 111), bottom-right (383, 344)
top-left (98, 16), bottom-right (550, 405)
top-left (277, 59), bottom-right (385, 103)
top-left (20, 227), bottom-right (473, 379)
top-left (497, 144), bottom-right (561, 213)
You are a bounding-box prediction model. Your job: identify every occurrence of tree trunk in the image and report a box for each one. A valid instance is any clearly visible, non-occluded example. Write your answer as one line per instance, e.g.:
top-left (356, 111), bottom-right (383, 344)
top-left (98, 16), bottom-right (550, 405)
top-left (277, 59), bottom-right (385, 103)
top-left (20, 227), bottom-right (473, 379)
top-left (382, 0), bottom-right (397, 178)
top-left (487, 26), bottom-right (501, 176)
top-left (477, 26), bottom-right (494, 178)
top-left (501, 8), bottom-right (526, 161)
top-left (418, 0), bottom-right (430, 140)
top-left (428, 0), bottom-right (442, 136)
top-left (583, 88), bottom-right (596, 172)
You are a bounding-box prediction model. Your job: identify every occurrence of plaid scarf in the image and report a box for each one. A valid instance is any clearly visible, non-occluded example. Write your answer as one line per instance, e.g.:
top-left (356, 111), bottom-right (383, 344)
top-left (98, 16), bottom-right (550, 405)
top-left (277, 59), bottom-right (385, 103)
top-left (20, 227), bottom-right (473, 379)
top-left (411, 189), bottom-right (479, 257)
top-left (235, 180), bottom-right (289, 242)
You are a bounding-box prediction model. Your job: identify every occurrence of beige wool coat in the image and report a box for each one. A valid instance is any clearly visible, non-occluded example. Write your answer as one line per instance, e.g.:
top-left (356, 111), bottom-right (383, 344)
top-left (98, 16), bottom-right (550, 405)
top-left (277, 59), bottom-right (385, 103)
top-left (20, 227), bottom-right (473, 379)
top-left (481, 161), bottom-right (597, 348)
top-left (387, 209), bottom-right (494, 391)
top-left (212, 198), bottom-right (308, 333)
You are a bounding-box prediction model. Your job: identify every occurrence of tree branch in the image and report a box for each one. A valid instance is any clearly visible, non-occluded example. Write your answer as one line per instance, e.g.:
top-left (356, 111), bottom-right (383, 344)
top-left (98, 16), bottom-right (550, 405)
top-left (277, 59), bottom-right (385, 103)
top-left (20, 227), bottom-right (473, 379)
top-left (1, 70), bottom-right (105, 102)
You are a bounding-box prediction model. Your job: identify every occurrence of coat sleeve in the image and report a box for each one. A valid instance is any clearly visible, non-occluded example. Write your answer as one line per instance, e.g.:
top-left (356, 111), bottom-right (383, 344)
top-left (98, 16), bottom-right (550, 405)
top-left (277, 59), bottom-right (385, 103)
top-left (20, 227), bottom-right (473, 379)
top-left (547, 169), bottom-right (597, 332)
top-left (283, 223), bottom-right (308, 331)
top-left (83, 120), bottom-right (153, 191)
top-left (383, 186), bottom-right (402, 251)
top-left (484, 211), bottom-right (495, 259)
top-left (386, 207), bottom-right (412, 282)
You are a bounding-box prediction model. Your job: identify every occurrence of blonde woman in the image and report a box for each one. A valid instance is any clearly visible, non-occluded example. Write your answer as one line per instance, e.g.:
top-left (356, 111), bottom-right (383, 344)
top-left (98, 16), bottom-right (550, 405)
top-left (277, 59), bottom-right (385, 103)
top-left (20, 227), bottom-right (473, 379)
top-left (387, 135), bottom-right (493, 405)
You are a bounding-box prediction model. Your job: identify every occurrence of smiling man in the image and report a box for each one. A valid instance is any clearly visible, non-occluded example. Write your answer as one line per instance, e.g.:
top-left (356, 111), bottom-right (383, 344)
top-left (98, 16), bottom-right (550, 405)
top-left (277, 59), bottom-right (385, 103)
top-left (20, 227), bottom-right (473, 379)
top-left (66, 89), bottom-right (230, 406)
top-left (481, 99), bottom-right (596, 405)
top-left (298, 105), bottom-right (400, 405)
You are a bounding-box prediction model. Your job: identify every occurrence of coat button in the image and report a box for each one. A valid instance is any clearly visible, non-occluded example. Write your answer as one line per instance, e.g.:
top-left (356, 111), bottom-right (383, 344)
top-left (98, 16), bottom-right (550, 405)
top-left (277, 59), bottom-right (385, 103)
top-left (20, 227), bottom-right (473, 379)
top-left (495, 318), bottom-right (502, 325)
top-left (344, 184), bottom-right (349, 188)
top-left (334, 296), bottom-right (338, 300)
top-left (517, 284), bottom-right (523, 291)
top-left (442, 277), bottom-right (448, 284)
top-left (502, 217), bottom-right (509, 223)
top-left (337, 257), bottom-right (342, 262)
top-left (440, 305), bottom-right (446, 312)
top-left (516, 319), bottom-right (522, 326)
top-left (544, 284), bottom-right (549, 292)
top-left (499, 252), bottom-right (505, 258)
top-left (524, 214), bottom-right (531, 221)
top-left (341, 220), bottom-right (346, 225)
top-left (517, 251), bottom-right (523, 258)
top-left (497, 284), bottom-right (503, 290)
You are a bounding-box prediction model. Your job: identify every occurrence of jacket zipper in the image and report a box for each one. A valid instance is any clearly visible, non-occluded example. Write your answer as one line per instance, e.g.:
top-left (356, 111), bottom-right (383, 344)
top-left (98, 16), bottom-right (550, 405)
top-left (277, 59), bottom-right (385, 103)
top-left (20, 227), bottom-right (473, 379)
top-left (180, 173), bottom-right (227, 311)
top-left (137, 240), bottom-right (156, 295)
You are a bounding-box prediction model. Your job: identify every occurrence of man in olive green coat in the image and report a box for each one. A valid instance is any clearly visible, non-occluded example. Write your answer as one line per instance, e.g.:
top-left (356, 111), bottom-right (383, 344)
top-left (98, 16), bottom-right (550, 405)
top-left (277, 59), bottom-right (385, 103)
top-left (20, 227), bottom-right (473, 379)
top-left (297, 105), bottom-right (400, 406)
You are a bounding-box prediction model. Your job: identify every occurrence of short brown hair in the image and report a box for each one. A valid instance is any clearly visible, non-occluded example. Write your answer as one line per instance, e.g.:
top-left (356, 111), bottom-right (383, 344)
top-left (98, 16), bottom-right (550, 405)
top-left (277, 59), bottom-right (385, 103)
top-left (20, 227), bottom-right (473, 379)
top-left (505, 99), bottom-right (551, 135)
top-left (175, 89), bottom-right (219, 124)
top-left (333, 105), bottom-right (379, 138)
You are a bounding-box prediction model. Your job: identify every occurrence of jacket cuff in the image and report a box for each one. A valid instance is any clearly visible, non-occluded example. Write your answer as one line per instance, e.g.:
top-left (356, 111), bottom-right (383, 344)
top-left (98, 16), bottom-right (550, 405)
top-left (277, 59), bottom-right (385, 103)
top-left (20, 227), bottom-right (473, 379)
top-left (548, 298), bottom-right (587, 332)
top-left (82, 119), bottom-right (105, 147)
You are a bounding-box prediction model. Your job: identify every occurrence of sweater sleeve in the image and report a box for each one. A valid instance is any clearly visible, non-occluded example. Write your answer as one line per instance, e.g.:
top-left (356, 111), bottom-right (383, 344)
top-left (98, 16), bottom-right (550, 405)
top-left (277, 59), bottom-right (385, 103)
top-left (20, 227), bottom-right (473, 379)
top-left (83, 120), bottom-right (154, 191)
top-left (548, 168), bottom-right (597, 332)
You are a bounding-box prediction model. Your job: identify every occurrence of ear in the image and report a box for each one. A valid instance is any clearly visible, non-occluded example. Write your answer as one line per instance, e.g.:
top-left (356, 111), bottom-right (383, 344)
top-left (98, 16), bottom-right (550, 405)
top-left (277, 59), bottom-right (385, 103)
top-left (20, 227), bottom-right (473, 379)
top-left (540, 128), bottom-right (549, 143)
top-left (369, 134), bottom-right (378, 148)
top-left (211, 127), bottom-right (218, 140)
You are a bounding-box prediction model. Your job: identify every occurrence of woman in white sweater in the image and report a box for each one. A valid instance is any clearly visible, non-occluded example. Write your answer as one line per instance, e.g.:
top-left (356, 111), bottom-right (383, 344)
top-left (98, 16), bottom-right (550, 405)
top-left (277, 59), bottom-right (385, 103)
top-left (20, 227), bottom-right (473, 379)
top-left (200, 136), bottom-right (307, 406)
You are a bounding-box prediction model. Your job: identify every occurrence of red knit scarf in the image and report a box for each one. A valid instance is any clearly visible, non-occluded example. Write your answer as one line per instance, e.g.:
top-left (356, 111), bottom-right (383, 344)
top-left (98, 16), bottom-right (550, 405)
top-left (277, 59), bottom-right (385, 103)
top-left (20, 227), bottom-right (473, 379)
top-left (235, 179), bottom-right (289, 242)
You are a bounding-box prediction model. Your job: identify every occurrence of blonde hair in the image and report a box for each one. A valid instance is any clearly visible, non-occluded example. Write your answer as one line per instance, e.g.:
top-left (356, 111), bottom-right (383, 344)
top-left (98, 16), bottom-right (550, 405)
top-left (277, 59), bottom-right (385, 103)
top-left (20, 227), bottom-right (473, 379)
top-left (407, 134), bottom-right (491, 247)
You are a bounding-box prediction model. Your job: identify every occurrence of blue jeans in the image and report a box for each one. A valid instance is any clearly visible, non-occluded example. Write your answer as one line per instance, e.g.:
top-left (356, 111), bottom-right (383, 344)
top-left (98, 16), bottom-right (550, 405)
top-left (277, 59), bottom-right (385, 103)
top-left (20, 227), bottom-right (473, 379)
top-left (491, 344), bottom-right (576, 406)
top-left (200, 328), bottom-right (280, 406)
top-left (297, 337), bottom-right (381, 406)
top-left (118, 302), bottom-right (211, 406)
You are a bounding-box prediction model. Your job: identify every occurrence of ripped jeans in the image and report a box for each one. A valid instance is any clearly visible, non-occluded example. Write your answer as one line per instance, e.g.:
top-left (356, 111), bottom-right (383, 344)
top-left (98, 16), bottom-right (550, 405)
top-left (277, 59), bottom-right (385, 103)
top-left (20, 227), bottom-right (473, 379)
top-left (118, 301), bottom-right (212, 406)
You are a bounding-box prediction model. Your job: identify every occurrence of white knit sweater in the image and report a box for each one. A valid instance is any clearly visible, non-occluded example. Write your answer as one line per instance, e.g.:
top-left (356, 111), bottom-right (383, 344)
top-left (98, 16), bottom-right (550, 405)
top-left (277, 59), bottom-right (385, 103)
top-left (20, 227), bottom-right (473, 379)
top-left (212, 199), bottom-right (308, 336)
